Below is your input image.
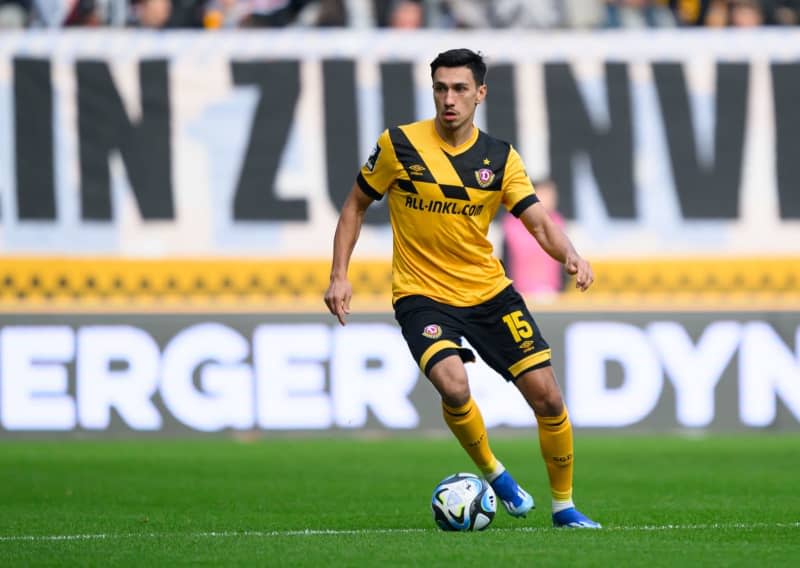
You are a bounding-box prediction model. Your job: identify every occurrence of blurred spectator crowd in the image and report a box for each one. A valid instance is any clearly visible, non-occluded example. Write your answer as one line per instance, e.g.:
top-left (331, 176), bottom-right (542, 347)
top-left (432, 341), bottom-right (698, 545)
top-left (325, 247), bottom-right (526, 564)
top-left (0, 0), bottom-right (798, 30)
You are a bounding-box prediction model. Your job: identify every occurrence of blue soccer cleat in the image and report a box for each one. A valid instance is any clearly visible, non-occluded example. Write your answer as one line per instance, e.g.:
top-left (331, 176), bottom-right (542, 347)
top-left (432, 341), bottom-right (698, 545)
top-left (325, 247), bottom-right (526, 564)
top-left (489, 470), bottom-right (535, 518)
top-left (552, 507), bottom-right (602, 529)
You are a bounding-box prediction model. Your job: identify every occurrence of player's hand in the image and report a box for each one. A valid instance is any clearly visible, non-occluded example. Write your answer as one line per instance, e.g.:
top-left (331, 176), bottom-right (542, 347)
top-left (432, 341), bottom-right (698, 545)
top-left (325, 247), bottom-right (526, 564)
top-left (565, 253), bottom-right (594, 292)
top-left (324, 277), bottom-right (353, 326)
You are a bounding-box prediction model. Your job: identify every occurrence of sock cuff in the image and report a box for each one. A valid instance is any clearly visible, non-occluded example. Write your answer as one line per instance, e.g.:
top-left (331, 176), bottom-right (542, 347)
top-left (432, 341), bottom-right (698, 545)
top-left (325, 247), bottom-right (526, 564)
top-left (484, 460), bottom-right (505, 482)
top-left (536, 407), bottom-right (569, 428)
top-left (551, 496), bottom-right (575, 512)
top-left (442, 397), bottom-right (474, 417)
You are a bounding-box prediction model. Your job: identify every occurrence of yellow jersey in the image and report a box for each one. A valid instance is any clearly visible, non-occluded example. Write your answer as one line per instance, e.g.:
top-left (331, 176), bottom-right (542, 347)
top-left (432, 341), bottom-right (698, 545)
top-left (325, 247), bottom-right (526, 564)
top-left (357, 119), bottom-right (538, 307)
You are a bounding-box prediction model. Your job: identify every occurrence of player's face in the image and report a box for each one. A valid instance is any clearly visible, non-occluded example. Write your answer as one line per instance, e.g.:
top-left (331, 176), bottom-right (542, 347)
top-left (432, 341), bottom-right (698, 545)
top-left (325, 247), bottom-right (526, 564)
top-left (432, 66), bottom-right (486, 135)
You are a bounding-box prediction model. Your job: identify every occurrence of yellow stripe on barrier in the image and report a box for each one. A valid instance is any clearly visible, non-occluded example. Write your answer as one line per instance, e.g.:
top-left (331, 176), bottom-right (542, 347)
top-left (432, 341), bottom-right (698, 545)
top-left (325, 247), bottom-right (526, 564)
top-left (0, 257), bottom-right (391, 306)
top-left (0, 256), bottom-right (797, 311)
top-left (573, 257), bottom-right (800, 296)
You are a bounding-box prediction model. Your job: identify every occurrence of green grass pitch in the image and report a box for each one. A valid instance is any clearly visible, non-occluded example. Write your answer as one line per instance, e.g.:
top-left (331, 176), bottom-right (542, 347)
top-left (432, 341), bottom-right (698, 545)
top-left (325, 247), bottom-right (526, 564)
top-left (0, 434), bottom-right (798, 566)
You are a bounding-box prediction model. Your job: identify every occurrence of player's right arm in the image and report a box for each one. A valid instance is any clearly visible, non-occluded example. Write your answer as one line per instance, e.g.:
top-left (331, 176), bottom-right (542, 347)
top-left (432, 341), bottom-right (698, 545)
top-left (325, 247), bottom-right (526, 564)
top-left (324, 183), bottom-right (374, 326)
top-left (325, 130), bottom-right (399, 324)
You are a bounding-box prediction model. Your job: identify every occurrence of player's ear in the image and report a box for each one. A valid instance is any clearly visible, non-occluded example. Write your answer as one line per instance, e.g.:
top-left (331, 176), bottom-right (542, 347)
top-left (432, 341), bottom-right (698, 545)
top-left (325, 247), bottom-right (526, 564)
top-left (476, 83), bottom-right (487, 104)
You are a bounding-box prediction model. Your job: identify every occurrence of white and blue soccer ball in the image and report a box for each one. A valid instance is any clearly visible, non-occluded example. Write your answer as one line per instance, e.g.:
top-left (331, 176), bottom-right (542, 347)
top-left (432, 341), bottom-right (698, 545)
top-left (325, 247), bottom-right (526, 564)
top-left (431, 472), bottom-right (496, 531)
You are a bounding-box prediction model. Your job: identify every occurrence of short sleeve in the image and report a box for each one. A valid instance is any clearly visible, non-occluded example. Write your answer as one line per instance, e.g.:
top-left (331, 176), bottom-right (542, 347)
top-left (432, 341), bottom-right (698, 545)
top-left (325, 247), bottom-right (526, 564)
top-left (356, 130), bottom-right (401, 201)
top-left (501, 146), bottom-right (539, 217)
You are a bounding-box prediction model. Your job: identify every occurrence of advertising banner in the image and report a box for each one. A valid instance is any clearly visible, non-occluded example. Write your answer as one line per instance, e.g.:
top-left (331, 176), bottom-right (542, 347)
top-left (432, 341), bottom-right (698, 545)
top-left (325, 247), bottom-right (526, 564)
top-left (1, 30), bottom-right (799, 259)
top-left (1, 311), bottom-right (797, 435)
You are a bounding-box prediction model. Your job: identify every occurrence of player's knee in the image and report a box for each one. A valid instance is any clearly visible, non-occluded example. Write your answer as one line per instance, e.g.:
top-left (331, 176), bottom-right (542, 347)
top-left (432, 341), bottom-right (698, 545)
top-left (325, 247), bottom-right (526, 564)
top-left (440, 388), bottom-right (470, 408)
top-left (434, 375), bottom-right (470, 407)
top-left (530, 390), bottom-right (564, 417)
top-left (515, 367), bottom-right (565, 416)
top-left (534, 393), bottom-right (564, 416)
top-left (428, 357), bottom-right (470, 406)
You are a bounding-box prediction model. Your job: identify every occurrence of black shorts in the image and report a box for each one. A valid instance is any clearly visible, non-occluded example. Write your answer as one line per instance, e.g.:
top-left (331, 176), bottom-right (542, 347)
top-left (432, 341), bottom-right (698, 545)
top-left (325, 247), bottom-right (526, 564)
top-left (393, 285), bottom-right (551, 382)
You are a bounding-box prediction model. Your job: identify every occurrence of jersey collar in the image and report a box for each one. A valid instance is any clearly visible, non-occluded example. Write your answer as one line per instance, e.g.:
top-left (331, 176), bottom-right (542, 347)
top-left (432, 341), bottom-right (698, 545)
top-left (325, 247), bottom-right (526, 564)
top-left (430, 120), bottom-right (479, 155)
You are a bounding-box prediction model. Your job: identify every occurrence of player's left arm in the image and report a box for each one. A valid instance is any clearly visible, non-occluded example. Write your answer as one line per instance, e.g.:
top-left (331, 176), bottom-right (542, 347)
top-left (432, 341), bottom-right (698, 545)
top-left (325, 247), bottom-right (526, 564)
top-left (517, 203), bottom-right (593, 292)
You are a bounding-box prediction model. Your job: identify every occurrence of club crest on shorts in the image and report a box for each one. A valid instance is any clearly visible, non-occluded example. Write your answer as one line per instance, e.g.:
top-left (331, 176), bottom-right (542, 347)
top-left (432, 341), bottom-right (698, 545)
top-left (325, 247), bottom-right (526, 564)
top-left (422, 324), bottom-right (442, 339)
top-left (475, 168), bottom-right (495, 188)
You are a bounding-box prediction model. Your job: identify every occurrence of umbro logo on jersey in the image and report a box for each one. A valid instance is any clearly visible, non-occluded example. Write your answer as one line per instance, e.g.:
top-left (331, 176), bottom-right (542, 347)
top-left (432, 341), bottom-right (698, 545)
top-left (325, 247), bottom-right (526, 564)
top-left (475, 168), bottom-right (495, 188)
top-left (519, 340), bottom-right (535, 353)
top-left (422, 324), bottom-right (442, 339)
top-left (408, 164), bottom-right (426, 176)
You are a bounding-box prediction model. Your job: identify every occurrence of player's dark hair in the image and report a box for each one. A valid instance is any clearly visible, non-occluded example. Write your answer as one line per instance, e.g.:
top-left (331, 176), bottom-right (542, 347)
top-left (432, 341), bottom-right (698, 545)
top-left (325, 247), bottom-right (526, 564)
top-left (430, 49), bottom-right (487, 86)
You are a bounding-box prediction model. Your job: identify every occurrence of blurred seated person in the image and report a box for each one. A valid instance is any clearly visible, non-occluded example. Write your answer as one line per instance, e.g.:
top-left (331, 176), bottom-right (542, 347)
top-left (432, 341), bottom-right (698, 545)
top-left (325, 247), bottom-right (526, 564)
top-left (130, 0), bottom-right (173, 26)
top-left (168, 0), bottom-right (205, 26)
top-left (239, 0), bottom-right (313, 26)
top-left (63, 0), bottom-right (101, 25)
top-left (315, 0), bottom-right (346, 26)
top-left (658, 0), bottom-right (795, 25)
top-left (29, 0), bottom-right (74, 25)
top-left (0, 0), bottom-right (29, 27)
top-left (436, 0), bottom-right (562, 29)
top-left (730, 0), bottom-right (800, 25)
top-left (204, 0), bottom-right (325, 27)
top-left (705, 0), bottom-right (764, 25)
top-left (767, 0), bottom-right (800, 24)
top-left (203, 0), bottom-right (245, 26)
top-left (667, 0), bottom-right (712, 24)
top-left (729, 0), bottom-right (765, 24)
top-left (604, 0), bottom-right (677, 27)
top-left (502, 178), bottom-right (566, 298)
top-left (388, 0), bottom-right (422, 27)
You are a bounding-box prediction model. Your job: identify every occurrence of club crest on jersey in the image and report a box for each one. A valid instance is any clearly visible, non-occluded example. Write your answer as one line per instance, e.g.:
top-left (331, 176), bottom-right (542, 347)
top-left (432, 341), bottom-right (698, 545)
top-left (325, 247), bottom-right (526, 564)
top-left (475, 168), bottom-right (495, 188)
top-left (422, 324), bottom-right (442, 339)
top-left (365, 144), bottom-right (381, 172)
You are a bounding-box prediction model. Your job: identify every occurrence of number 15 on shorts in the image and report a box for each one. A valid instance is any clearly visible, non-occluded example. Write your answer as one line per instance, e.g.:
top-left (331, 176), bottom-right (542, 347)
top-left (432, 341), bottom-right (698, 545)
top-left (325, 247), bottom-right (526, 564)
top-left (501, 310), bottom-right (532, 343)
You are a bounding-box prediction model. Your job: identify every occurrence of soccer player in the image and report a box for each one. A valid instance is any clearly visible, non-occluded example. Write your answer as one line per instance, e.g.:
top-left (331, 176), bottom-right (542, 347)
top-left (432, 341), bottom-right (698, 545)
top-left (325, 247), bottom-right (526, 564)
top-left (324, 48), bottom-right (601, 529)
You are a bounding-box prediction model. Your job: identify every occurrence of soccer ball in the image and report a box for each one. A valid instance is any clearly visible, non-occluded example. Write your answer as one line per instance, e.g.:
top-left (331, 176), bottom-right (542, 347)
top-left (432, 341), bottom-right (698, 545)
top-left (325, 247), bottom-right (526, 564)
top-left (431, 472), bottom-right (496, 531)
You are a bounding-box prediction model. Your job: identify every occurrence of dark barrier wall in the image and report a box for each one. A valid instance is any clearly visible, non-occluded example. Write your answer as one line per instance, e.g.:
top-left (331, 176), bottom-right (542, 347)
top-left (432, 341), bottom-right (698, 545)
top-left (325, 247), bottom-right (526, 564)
top-left (1, 311), bottom-right (797, 436)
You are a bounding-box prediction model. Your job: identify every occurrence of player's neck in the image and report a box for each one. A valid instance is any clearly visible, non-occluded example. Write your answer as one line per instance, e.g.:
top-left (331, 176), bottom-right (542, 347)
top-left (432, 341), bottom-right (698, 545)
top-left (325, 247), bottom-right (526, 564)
top-left (434, 120), bottom-right (475, 148)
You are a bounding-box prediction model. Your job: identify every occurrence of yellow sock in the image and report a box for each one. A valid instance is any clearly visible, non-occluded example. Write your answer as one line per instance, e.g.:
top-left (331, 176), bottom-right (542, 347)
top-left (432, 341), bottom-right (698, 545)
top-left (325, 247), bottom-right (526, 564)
top-left (442, 398), bottom-right (499, 478)
top-left (536, 407), bottom-right (574, 502)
